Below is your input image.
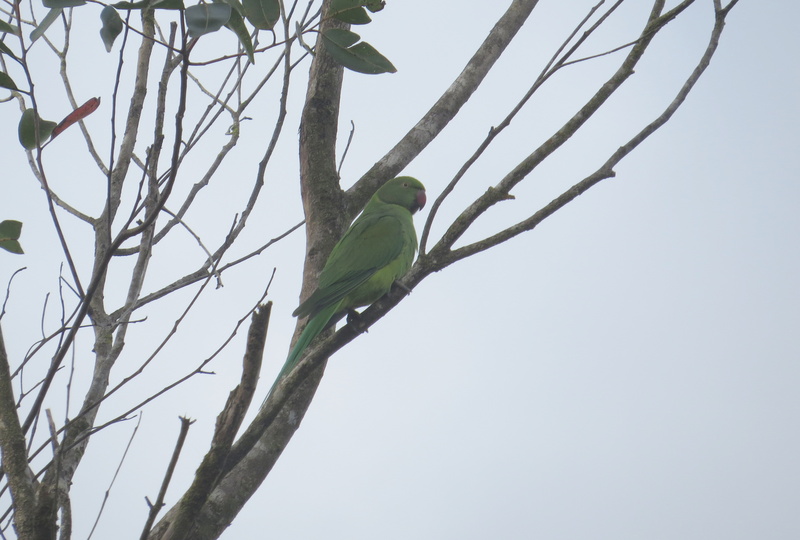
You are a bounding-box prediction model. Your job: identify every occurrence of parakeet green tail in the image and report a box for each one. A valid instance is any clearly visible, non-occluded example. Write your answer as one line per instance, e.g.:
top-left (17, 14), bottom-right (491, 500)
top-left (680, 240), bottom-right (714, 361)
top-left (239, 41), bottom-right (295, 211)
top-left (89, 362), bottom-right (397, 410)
top-left (271, 176), bottom-right (426, 392)
top-left (278, 301), bottom-right (340, 382)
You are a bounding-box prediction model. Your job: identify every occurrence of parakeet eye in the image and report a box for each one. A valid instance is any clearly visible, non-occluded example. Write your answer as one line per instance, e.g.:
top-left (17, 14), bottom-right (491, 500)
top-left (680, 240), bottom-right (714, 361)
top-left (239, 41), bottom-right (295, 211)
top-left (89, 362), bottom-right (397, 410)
top-left (403, 182), bottom-right (409, 188)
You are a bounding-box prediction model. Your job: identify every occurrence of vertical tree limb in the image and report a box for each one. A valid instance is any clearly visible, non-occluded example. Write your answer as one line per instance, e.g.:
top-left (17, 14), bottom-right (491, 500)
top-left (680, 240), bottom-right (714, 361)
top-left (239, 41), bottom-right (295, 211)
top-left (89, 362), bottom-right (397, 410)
top-left (296, 5), bottom-right (349, 296)
top-left (0, 325), bottom-right (43, 539)
top-left (140, 417), bottom-right (193, 540)
top-left (150, 3), bottom-right (350, 538)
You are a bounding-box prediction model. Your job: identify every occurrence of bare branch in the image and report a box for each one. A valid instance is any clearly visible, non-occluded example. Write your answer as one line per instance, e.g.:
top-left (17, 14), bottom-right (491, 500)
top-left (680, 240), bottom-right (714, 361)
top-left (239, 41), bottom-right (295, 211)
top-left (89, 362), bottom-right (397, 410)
top-left (0, 325), bottom-right (37, 537)
top-left (56, 274), bottom-right (274, 458)
top-left (429, 1), bottom-right (671, 257)
top-left (106, 9), bottom-right (157, 229)
top-left (0, 268), bottom-right (26, 322)
top-left (85, 413), bottom-right (141, 540)
top-left (157, 304), bottom-right (270, 540)
top-left (420, 0), bottom-right (624, 254)
top-left (337, 120), bottom-right (355, 176)
top-left (140, 417), bottom-right (193, 540)
top-left (447, 1), bottom-right (730, 264)
top-left (114, 219), bottom-right (302, 317)
top-left (56, 23), bottom-right (107, 176)
top-left (347, 0), bottom-right (541, 211)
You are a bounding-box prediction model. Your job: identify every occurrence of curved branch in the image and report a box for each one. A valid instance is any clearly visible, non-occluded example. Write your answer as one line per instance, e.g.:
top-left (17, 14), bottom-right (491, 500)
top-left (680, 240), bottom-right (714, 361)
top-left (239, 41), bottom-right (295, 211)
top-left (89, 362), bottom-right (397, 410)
top-left (430, 0), bottom-right (673, 256)
top-left (346, 0), bottom-right (541, 212)
top-left (447, 0), bottom-right (729, 264)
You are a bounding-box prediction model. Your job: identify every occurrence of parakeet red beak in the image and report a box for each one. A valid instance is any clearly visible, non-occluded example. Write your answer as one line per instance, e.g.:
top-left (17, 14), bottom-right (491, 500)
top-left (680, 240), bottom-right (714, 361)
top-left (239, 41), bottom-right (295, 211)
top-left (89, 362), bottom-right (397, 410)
top-left (413, 190), bottom-right (427, 213)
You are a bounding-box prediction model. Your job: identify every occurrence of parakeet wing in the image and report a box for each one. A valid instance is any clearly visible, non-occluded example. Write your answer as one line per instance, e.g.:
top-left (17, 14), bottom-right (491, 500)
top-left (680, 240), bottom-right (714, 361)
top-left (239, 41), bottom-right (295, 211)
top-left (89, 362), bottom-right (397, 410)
top-left (292, 213), bottom-right (407, 319)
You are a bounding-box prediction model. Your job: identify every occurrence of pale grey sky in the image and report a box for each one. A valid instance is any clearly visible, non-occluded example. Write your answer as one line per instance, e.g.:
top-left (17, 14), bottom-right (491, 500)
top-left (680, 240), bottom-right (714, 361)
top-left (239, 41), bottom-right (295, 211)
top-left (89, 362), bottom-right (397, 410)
top-left (2, 1), bottom-right (798, 539)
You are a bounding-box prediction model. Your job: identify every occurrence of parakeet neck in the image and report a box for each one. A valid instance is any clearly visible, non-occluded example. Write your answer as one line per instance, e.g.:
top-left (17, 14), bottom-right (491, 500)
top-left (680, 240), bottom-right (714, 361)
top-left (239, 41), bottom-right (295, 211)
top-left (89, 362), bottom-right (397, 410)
top-left (364, 196), bottom-right (408, 215)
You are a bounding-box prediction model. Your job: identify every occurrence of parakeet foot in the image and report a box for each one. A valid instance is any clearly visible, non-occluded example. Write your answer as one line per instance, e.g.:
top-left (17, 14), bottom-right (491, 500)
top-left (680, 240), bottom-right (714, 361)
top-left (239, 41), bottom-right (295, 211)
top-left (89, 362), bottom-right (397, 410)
top-left (346, 309), bottom-right (369, 334)
top-left (392, 280), bottom-right (413, 296)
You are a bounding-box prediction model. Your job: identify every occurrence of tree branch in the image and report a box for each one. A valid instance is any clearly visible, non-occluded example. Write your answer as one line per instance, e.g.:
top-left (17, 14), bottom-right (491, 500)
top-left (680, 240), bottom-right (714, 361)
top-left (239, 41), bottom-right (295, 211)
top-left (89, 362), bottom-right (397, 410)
top-left (156, 304), bottom-right (269, 540)
top-left (140, 417), bottom-right (193, 540)
top-left (430, 0), bottom-right (671, 257)
top-left (446, 0), bottom-right (731, 264)
top-left (420, 0), bottom-right (624, 254)
top-left (347, 0), bottom-right (541, 212)
top-left (0, 325), bottom-right (38, 538)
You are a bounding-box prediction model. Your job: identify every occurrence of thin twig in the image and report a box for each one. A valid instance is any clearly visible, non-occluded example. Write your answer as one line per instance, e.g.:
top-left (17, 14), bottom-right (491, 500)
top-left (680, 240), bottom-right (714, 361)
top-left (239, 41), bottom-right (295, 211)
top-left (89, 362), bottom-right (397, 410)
top-left (430, 1), bottom-right (674, 257)
top-left (419, 0), bottom-right (622, 254)
top-left (23, 271), bottom-right (277, 470)
top-left (114, 220), bottom-right (303, 316)
top-left (337, 120), bottom-right (355, 176)
top-left (0, 268), bottom-right (26, 322)
top-left (86, 413), bottom-right (142, 540)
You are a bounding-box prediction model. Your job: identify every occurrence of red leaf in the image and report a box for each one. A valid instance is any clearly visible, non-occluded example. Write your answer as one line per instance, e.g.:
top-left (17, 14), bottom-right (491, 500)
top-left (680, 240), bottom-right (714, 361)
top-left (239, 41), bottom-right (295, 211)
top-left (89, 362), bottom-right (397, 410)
top-left (51, 97), bottom-right (101, 139)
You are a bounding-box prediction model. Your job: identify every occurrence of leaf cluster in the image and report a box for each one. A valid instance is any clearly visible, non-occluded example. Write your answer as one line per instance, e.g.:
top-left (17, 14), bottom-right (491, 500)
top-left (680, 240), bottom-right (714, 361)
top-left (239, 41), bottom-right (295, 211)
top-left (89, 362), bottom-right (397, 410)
top-left (1, 0), bottom-right (396, 157)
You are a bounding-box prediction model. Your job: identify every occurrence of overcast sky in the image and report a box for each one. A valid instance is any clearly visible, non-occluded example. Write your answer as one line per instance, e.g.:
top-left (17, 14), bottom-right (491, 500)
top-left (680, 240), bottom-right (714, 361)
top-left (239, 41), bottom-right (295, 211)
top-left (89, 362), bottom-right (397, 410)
top-left (2, 1), bottom-right (799, 539)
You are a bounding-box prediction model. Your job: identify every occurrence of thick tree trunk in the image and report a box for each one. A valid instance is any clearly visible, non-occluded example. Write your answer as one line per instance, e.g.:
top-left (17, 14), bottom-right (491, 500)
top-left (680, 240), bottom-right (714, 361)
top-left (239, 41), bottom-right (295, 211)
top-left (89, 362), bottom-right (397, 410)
top-left (150, 5), bottom-right (348, 540)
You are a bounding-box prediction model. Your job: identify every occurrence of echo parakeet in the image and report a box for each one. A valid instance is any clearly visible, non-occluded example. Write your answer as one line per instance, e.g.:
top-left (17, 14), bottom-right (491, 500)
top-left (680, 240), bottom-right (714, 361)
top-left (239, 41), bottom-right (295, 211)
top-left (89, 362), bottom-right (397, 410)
top-left (276, 176), bottom-right (426, 384)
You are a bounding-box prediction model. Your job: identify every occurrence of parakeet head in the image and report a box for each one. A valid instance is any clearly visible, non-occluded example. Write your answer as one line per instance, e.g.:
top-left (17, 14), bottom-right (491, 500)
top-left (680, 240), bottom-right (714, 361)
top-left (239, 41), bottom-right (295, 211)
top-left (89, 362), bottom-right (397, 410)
top-left (376, 176), bottom-right (426, 214)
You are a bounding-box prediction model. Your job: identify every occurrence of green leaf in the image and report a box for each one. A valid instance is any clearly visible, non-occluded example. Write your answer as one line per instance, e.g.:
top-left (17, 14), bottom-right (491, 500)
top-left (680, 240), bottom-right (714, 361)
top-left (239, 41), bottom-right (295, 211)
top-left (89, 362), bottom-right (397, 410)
top-left (113, 0), bottom-right (184, 10)
top-left (0, 239), bottom-right (23, 254)
top-left (43, 0), bottom-right (85, 8)
top-left (18, 109), bottom-right (57, 149)
top-left (154, 0), bottom-right (184, 7)
top-left (0, 220), bottom-right (22, 240)
top-left (223, 0), bottom-right (244, 15)
top-left (153, 0), bottom-right (186, 8)
top-left (186, 3), bottom-right (231, 38)
top-left (221, 3), bottom-right (254, 63)
top-left (321, 28), bottom-right (395, 74)
top-left (0, 71), bottom-right (17, 91)
top-left (30, 8), bottom-right (62, 43)
top-left (0, 20), bottom-right (19, 35)
top-left (99, 6), bottom-right (123, 52)
top-left (112, 1), bottom-right (146, 8)
top-left (364, 0), bottom-right (384, 12)
top-left (0, 220), bottom-right (23, 254)
top-left (0, 41), bottom-right (17, 58)
top-left (242, 0), bottom-right (278, 30)
top-left (324, 27), bottom-right (358, 48)
top-left (329, 0), bottom-right (371, 24)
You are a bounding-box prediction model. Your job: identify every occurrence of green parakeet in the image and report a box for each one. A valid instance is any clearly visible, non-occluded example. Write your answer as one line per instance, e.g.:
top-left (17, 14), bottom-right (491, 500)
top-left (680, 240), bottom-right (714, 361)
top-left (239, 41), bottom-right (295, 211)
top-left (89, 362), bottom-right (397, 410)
top-left (276, 176), bottom-right (426, 384)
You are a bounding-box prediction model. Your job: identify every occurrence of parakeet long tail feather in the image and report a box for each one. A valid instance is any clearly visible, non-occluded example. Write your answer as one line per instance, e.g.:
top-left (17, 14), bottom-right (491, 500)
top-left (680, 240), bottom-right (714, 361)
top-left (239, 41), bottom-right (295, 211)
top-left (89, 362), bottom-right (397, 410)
top-left (270, 301), bottom-right (341, 394)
